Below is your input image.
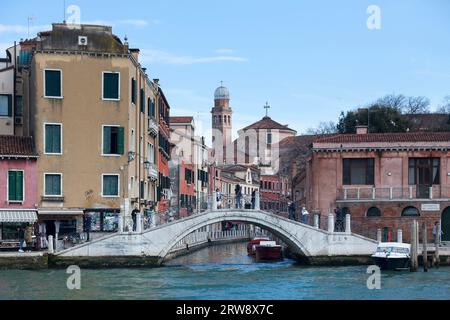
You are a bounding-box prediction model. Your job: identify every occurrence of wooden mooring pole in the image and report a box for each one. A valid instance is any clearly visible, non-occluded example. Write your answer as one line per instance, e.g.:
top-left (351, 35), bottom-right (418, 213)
top-left (410, 220), bottom-right (418, 272)
top-left (434, 221), bottom-right (440, 268)
top-left (422, 222), bottom-right (428, 272)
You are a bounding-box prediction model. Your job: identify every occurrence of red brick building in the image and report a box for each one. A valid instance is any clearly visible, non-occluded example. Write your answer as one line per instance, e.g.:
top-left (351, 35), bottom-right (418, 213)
top-left (294, 128), bottom-right (450, 243)
top-left (260, 175), bottom-right (291, 217)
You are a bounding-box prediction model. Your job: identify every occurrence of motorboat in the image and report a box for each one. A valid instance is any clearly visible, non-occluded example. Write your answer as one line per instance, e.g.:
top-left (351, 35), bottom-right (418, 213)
top-left (247, 237), bottom-right (270, 255)
top-left (371, 242), bottom-right (411, 270)
top-left (255, 241), bottom-right (283, 261)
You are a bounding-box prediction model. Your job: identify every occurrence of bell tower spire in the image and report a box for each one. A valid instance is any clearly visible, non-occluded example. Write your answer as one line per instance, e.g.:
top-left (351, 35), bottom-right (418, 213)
top-left (211, 83), bottom-right (232, 164)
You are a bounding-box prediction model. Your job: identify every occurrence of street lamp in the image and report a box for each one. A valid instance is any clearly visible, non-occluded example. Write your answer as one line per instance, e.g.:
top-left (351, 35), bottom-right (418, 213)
top-left (144, 160), bottom-right (151, 170)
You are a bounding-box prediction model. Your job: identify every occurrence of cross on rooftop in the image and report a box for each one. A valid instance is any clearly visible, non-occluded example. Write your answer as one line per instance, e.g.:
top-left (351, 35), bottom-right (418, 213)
top-left (264, 102), bottom-right (270, 117)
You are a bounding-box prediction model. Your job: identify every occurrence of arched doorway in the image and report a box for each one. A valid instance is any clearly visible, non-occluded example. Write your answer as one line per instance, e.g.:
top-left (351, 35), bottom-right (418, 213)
top-left (442, 207), bottom-right (450, 242)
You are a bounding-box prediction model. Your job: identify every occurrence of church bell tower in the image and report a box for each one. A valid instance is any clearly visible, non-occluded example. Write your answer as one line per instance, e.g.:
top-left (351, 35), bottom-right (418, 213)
top-left (211, 84), bottom-right (232, 164)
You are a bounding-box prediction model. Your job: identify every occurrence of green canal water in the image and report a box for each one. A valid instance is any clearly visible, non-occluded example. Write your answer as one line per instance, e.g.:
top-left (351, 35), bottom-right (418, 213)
top-left (1, 242), bottom-right (449, 300)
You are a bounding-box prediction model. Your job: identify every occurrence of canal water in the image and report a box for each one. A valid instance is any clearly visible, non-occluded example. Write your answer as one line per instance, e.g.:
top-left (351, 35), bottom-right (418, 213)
top-left (1, 242), bottom-right (449, 300)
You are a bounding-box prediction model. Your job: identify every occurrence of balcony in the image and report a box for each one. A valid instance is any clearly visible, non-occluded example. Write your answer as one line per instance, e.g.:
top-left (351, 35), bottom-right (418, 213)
top-left (337, 185), bottom-right (449, 201)
top-left (148, 117), bottom-right (158, 137)
top-left (147, 163), bottom-right (158, 181)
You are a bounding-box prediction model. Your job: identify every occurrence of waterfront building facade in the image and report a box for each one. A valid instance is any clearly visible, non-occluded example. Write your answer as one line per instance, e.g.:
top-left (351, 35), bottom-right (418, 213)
top-left (295, 128), bottom-right (450, 242)
top-left (25, 23), bottom-right (159, 237)
top-left (0, 136), bottom-right (38, 247)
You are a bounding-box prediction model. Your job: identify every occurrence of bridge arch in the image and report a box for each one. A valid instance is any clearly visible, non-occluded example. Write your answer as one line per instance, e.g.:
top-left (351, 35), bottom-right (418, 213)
top-left (155, 210), bottom-right (313, 263)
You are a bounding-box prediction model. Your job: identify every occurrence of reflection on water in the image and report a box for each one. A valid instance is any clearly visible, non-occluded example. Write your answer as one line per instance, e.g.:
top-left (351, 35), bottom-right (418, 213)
top-left (1, 242), bottom-right (450, 300)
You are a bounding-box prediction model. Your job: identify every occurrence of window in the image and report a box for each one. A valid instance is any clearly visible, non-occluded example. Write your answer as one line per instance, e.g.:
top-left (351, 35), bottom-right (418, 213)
top-left (102, 174), bottom-right (119, 197)
top-left (44, 69), bottom-right (62, 98)
top-left (8, 170), bottom-right (24, 202)
top-left (58, 220), bottom-right (77, 237)
top-left (103, 126), bottom-right (124, 155)
top-left (44, 174), bottom-right (62, 196)
top-left (0, 94), bottom-right (12, 117)
top-left (44, 123), bottom-right (62, 154)
top-left (148, 98), bottom-right (155, 117)
top-left (102, 72), bottom-right (120, 100)
top-left (408, 158), bottom-right (440, 185)
top-left (140, 181), bottom-right (145, 199)
top-left (131, 78), bottom-right (136, 104)
top-left (147, 142), bottom-right (154, 163)
top-left (15, 96), bottom-right (23, 116)
top-left (185, 168), bottom-right (193, 184)
top-left (343, 158), bottom-right (374, 185)
top-left (267, 132), bottom-right (272, 144)
top-left (140, 89), bottom-right (145, 113)
top-left (401, 206), bottom-right (420, 217)
top-left (367, 207), bottom-right (381, 217)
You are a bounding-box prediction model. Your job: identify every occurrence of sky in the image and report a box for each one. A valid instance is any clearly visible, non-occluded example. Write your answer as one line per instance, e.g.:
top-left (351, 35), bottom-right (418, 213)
top-left (1, 0), bottom-right (450, 143)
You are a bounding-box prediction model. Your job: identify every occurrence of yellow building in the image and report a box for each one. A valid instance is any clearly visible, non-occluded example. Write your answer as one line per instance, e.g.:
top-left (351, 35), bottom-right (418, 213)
top-left (26, 23), bottom-right (159, 239)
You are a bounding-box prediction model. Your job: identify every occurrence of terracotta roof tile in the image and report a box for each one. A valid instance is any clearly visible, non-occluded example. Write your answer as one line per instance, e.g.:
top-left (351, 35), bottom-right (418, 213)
top-left (242, 116), bottom-right (296, 132)
top-left (169, 116), bottom-right (193, 124)
top-left (314, 132), bottom-right (450, 144)
top-left (0, 135), bottom-right (38, 157)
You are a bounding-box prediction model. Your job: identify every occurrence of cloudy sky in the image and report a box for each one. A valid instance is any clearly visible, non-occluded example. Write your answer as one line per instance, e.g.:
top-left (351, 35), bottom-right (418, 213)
top-left (1, 0), bottom-right (450, 143)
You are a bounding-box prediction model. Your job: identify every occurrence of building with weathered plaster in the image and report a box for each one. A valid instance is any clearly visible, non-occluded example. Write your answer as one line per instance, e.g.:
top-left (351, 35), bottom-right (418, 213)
top-left (23, 23), bottom-right (159, 236)
top-left (295, 128), bottom-right (450, 242)
top-left (0, 136), bottom-right (38, 246)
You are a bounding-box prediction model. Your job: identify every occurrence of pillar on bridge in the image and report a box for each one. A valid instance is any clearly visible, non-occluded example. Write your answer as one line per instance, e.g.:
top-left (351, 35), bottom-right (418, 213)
top-left (345, 214), bottom-right (351, 234)
top-left (212, 193), bottom-right (218, 211)
top-left (118, 214), bottom-right (123, 233)
top-left (377, 228), bottom-right (382, 243)
top-left (136, 213), bottom-right (142, 233)
top-left (255, 191), bottom-right (260, 210)
top-left (328, 213), bottom-right (334, 233)
top-left (397, 229), bottom-right (403, 243)
top-left (48, 235), bottom-right (54, 254)
top-left (314, 214), bottom-right (319, 229)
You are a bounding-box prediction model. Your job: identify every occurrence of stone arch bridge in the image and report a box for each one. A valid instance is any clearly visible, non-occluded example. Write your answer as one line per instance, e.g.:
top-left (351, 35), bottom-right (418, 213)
top-left (54, 208), bottom-right (378, 266)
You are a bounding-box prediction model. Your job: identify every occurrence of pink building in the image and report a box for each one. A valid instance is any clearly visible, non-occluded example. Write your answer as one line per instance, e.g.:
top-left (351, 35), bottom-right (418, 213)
top-left (295, 129), bottom-right (450, 243)
top-left (0, 136), bottom-right (38, 247)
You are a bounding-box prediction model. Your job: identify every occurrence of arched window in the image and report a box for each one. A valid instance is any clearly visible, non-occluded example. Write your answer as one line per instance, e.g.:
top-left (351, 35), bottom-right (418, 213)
top-left (402, 206), bottom-right (420, 217)
top-left (367, 207), bottom-right (381, 217)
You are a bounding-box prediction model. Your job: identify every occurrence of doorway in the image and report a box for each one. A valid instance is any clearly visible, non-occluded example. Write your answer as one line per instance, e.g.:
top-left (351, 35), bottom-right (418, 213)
top-left (442, 207), bottom-right (450, 242)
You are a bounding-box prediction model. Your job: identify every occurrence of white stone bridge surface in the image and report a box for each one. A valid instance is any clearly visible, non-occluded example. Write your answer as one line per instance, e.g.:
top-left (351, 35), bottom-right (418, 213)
top-left (54, 209), bottom-right (378, 265)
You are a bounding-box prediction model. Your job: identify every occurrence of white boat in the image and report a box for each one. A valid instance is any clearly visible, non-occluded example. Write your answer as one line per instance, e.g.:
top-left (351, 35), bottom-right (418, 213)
top-left (371, 242), bottom-right (411, 270)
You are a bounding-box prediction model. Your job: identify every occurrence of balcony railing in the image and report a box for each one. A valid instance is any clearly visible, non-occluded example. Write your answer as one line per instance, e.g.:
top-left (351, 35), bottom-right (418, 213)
top-left (147, 163), bottom-right (158, 181)
top-left (148, 117), bottom-right (158, 137)
top-left (337, 185), bottom-right (448, 201)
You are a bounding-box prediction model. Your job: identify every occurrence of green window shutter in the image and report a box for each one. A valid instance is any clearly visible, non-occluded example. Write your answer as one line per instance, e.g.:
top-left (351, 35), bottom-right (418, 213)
top-left (117, 127), bottom-right (125, 155)
top-left (7, 95), bottom-right (12, 117)
top-left (140, 89), bottom-right (145, 113)
top-left (46, 125), bottom-right (61, 153)
top-left (103, 126), bottom-right (111, 154)
top-left (8, 171), bottom-right (16, 200)
top-left (16, 171), bottom-right (23, 201)
top-left (131, 79), bottom-right (136, 104)
top-left (103, 73), bottom-right (119, 99)
top-left (103, 176), bottom-right (118, 196)
top-left (45, 174), bottom-right (61, 196)
top-left (45, 70), bottom-right (61, 97)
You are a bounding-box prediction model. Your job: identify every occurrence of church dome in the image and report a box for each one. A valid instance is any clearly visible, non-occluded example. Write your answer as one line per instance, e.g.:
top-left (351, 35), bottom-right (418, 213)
top-left (214, 86), bottom-right (230, 100)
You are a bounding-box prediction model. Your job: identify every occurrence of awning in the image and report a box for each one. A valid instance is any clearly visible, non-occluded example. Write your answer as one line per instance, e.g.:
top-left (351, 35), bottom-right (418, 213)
top-left (0, 210), bottom-right (38, 223)
top-left (38, 210), bottom-right (84, 216)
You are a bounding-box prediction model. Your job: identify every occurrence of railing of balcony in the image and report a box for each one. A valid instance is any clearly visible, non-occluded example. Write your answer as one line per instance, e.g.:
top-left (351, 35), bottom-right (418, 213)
top-left (148, 117), bottom-right (158, 136)
top-left (337, 185), bottom-right (449, 201)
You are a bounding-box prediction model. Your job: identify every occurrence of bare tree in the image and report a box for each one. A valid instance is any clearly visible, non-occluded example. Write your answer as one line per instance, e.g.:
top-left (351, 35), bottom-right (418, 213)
top-left (404, 96), bottom-right (430, 114)
top-left (437, 95), bottom-right (450, 113)
top-left (376, 93), bottom-right (406, 111)
top-left (306, 121), bottom-right (337, 135)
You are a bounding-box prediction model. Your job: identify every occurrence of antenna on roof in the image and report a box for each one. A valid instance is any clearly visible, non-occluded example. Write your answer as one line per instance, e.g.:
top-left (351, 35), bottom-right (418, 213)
top-left (27, 16), bottom-right (35, 38)
top-left (63, 0), bottom-right (66, 23)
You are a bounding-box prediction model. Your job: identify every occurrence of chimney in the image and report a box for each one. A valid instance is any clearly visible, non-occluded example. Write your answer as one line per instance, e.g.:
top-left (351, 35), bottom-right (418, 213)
top-left (130, 48), bottom-right (140, 62)
top-left (153, 78), bottom-right (159, 85)
top-left (356, 125), bottom-right (368, 134)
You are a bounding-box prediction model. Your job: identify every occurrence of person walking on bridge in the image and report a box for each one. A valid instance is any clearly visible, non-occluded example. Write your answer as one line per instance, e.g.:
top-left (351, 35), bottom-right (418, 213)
top-left (301, 205), bottom-right (309, 224)
top-left (235, 184), bottom-right (242, 209)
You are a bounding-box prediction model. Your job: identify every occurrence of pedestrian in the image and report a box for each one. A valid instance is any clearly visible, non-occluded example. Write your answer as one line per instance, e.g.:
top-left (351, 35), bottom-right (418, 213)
top-left (433, 221), bottom-right (443, 244)
top-left (84, 212), bottom-right (92, 242)
top-left (18, 226), bottom-right (25, 253)
top-left (216, 188), bottom-right (222, 209)
top-left (301, 205), bottom-right (309, 224)
top-left (235, 184), bottom-right (242, 209)
top-left (289, 200), bottom-right (296, 220)
top-left (24, 224), bottom-right (33, 252)
top-left (251, 190), bottom-right (256, 209)
top-left (131, 208), bottom-right (139, 232)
